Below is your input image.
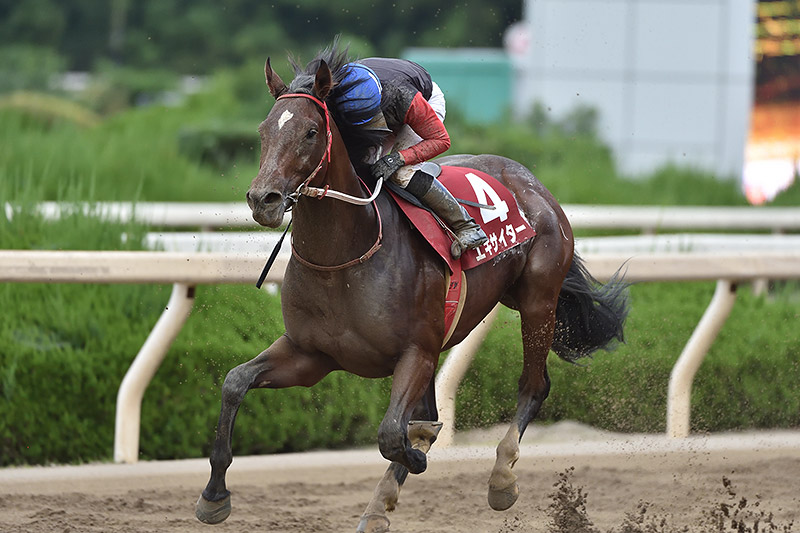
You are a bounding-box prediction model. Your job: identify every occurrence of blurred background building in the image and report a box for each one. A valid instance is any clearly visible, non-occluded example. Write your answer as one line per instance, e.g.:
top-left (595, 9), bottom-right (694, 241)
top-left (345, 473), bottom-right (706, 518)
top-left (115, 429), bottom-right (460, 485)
top-left (510, 0), bottom-right (755, 180)
top-left (406, 0), bottom-right (799, 203)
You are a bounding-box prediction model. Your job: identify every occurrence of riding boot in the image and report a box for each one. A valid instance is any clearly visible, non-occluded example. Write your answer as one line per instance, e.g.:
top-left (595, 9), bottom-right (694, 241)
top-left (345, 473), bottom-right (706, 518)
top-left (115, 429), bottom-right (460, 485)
top-left (408, 171), bottom-right (488, 258)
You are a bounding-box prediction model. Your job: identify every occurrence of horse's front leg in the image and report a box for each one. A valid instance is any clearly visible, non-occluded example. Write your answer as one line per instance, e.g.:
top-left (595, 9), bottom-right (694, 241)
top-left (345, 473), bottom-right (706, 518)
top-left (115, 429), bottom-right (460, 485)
top-left (195, 333), bottom-right (337, 524)
top-left (377, 347), bottom-right (437, 475)
top-left (357, 377), bottom-right (441, 533)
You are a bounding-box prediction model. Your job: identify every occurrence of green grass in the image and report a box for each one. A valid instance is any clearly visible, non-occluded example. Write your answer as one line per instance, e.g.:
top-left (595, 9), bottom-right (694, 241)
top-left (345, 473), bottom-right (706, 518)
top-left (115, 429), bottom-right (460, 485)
top-left (0, 74), bottom-right (259, 203)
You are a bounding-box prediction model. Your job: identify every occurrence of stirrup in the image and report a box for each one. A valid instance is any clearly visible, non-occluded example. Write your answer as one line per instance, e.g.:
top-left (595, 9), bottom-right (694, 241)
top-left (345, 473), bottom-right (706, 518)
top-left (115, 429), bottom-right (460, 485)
top-left (451, 223), bottom-right (488, 259)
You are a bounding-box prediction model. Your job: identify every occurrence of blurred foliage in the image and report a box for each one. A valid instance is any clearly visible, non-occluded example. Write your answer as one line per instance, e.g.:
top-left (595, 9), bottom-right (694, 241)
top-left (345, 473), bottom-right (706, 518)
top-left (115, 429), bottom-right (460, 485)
top-left (0, 44), bottom-right (65, 93)
top-left (0, 0), bottom-right (66, 48)
top-left (445, 109), bottom-right (754, 206)
top-left (81, 61), bottom-right (181, 114)
top-left (0, 91), bottom-right (100, 128)
top-left (177, 121), bottom-right (259, 169)
top-left (527, 101), bottom-right (600, 138)
top-left (0, 71), bottom-right (254, 203)
top-left (5, 59), bottom-right (793, 206)
top-left (0, 0), bottom-right (522, 73)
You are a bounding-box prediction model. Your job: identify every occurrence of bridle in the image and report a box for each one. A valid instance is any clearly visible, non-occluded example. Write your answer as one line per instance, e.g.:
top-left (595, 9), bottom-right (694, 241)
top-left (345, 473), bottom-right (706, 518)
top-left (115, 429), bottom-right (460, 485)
top-left (277, 92), bottom-right (332, 204)
top-left (267, 92), bottom-right (383, 274)
top-left (278, 92), bottom-right (384, 207)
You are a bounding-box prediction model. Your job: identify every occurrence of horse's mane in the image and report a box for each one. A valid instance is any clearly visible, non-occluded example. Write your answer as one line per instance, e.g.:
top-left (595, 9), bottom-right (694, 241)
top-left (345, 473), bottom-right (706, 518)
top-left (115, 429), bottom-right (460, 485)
top-left (288, 37), bottom-right (389, 172)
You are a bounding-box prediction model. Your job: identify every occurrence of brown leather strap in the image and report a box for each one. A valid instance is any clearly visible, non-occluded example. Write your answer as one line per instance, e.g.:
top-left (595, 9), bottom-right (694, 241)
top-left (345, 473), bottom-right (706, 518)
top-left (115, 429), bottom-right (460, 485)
top-left (291, 189), bottom-right (383, 272)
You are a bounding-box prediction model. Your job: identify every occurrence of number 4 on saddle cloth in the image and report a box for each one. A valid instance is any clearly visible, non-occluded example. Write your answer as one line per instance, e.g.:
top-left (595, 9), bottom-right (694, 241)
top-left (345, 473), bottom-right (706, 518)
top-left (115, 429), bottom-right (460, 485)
top-left (387, 166), bottom-right (536, 347)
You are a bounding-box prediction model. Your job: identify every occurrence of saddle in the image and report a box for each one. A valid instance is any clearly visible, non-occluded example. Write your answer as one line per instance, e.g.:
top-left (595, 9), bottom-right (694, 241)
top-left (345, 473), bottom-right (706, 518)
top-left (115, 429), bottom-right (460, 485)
top-left (387, 165), bottom-right (536, 345)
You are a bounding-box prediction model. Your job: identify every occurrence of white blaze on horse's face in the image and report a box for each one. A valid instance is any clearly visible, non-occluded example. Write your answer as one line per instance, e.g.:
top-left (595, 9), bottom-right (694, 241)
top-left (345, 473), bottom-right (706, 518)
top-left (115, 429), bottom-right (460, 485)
top-left (278, 110), bottom-right (293, 130)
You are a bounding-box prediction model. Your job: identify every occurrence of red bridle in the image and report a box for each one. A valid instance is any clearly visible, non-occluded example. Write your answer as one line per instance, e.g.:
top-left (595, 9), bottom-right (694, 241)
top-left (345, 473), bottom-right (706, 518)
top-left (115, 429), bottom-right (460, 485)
top-left (276, 92), bottom-right (333, 197)
top-left (270, 91), bottom-right (383, 272)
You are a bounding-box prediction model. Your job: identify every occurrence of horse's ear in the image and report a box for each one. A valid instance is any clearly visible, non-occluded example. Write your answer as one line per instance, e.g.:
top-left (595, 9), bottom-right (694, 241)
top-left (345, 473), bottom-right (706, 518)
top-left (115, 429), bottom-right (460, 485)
top-left (313, 59), bottom-right (333, 101)
top-left (265, 57), bottom-right (287, 99)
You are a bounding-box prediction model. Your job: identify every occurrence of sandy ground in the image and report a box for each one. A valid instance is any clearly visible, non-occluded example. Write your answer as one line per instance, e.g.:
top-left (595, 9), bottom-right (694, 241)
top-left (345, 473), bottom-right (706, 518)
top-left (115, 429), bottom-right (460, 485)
top-left (1, 422), bottom-right (799, 532)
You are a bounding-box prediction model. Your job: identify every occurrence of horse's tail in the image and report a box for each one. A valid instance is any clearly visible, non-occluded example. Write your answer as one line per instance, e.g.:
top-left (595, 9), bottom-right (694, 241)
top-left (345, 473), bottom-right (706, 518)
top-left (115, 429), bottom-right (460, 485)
top-left (551, 251), bottom-right (630, 363)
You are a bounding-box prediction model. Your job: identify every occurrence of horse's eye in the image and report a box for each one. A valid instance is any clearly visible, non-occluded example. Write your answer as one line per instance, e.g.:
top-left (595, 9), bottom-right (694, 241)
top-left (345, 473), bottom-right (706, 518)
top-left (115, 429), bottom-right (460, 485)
top-left (306, 128), bottom-right (318, 139)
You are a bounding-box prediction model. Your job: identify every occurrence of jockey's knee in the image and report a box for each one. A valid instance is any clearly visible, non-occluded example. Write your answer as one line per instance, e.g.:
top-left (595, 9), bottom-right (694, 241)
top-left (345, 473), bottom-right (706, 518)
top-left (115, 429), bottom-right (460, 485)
top-left (390, 165), bottom-right (417, 188)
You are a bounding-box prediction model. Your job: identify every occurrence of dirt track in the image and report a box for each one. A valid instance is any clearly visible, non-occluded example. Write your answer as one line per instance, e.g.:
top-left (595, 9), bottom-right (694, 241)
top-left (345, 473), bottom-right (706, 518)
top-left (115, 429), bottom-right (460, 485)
top-left (1, 423), bottom-right (799, 532)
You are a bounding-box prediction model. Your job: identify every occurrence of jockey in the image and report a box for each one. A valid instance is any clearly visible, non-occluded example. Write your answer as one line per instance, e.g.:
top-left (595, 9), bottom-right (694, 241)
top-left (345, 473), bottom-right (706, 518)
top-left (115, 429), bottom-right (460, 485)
top-left (329, 59), bottom-right (488, 257)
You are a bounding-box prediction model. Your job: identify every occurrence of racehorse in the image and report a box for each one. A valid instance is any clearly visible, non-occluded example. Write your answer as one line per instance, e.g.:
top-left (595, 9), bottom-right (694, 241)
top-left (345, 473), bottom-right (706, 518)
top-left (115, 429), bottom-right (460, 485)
top-left (196, 47), bottom-right (629, 532)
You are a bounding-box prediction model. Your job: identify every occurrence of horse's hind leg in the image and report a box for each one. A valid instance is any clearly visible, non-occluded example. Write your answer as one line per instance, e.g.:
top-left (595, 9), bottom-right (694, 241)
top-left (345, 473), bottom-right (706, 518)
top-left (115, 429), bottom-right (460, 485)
top-left (488, 268), bottom-right (562, 511)
top-left (358, 376), bottom-right (440, 533)
top-left (195, 334), bottom-right (337, 524)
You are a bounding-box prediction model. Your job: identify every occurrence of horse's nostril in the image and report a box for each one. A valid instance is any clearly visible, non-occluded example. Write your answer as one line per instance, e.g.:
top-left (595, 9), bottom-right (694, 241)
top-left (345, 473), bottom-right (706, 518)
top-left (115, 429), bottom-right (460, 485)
top-left (263, 192), bottom-right (282, 205)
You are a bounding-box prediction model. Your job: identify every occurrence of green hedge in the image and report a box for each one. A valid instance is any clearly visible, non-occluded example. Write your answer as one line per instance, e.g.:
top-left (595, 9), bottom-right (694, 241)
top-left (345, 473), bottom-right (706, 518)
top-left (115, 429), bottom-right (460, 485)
top-left (0, 279), bottom-right (394, 465)
top-left (0, 91), bottom-right (101, 129)
top-left (141, 285), bottom-right (393, 460)
top-left (456, 282), bottom-right (800, 433)
top-left (177, 121), bottom-right (259, 169)
top-left (0, 208), bottom-right (393, 465)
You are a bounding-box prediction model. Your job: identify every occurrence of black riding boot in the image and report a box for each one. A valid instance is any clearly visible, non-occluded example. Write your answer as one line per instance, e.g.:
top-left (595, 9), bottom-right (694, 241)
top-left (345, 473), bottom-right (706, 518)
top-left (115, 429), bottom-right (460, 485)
top-left (407, 170), bottom-right (488, 258)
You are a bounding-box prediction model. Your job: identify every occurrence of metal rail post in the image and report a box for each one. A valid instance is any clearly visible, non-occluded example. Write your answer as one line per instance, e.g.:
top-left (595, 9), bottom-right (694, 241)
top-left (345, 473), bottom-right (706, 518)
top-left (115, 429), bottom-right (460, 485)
top-left (666, 279), bottom-right (737, 438)
top-left (114, 283), bottom-right (196, 463)
top-left (435, 305), bottom-right (500, 447)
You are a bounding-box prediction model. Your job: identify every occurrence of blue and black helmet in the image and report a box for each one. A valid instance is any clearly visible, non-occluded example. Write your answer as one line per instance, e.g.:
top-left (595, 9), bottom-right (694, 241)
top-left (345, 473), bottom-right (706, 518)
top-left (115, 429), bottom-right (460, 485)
top-left (331, 63), bottom-right (390, 131)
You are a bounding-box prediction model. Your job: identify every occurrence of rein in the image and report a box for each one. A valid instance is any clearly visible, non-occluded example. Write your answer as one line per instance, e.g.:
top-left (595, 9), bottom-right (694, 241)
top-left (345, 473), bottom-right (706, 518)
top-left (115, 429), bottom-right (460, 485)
top-left (254, 92), bottom-right (383, 280)
top-left (291, 177), bottom-right (383, 272)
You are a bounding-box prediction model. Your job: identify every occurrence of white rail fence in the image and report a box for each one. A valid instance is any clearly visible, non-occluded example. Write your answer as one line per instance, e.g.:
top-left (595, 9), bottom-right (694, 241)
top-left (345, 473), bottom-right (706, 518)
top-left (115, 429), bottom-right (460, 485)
top-left (6, 201), bottom-right (800, 232)
top-left (3, 248), bottom-right (800, 461)
top-left (3, 203), bottom-right (800, 461)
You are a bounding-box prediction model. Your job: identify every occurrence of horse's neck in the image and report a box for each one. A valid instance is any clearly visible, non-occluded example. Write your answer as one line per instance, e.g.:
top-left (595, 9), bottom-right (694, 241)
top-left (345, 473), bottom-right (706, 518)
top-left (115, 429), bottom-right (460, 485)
top-left (291, 143), bottom-right (379, 267)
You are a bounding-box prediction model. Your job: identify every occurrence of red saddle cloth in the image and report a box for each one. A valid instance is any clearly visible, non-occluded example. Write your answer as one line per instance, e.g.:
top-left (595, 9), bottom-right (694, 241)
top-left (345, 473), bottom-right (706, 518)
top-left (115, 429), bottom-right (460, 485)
top-left (387, 165), bottom-right (536, 344)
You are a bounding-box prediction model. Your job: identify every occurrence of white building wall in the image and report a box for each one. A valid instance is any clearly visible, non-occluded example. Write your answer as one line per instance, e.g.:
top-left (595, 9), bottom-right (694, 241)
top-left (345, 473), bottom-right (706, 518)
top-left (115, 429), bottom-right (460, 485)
top-left (515, 0), bottom-right (756, 179)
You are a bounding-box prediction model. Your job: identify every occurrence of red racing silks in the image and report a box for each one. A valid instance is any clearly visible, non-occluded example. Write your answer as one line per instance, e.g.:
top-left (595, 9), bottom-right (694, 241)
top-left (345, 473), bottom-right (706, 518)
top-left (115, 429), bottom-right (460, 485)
top-left (398, 91), bottom-right (451, 165)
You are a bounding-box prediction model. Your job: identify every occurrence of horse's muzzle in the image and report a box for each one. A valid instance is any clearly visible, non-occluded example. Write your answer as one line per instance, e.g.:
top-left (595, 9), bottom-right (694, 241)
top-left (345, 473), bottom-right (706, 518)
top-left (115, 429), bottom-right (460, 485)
top-left (246, 189), bottom-right (286, 228)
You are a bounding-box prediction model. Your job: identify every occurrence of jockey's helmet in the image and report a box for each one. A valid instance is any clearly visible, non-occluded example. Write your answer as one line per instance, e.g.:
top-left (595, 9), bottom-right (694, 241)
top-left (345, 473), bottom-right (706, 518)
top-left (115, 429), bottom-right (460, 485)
top-left (331, 63), bottom-right (390, 131)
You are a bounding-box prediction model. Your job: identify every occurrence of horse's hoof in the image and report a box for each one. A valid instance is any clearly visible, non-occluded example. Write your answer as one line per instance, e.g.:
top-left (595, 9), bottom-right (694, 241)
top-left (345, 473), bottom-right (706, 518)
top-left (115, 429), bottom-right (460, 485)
top-left (356, 513), bottom-right (391, 533)
top-left (406, 448), bottom-right (427, 475)
top-left (488, 482), bottom-right (519, 511)
top-left (195, 493), bottom-right (231, 524)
